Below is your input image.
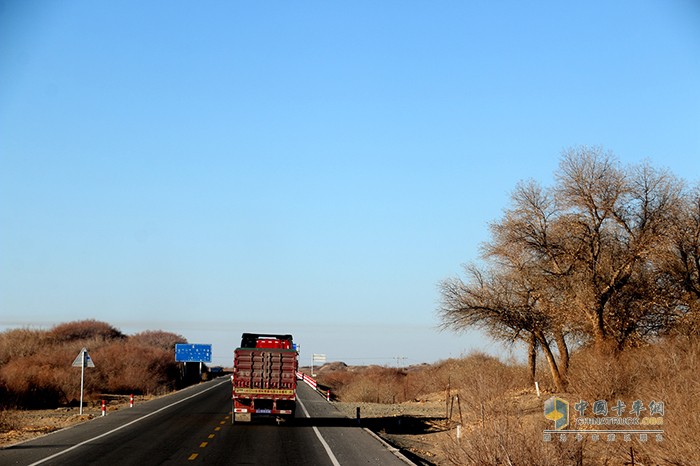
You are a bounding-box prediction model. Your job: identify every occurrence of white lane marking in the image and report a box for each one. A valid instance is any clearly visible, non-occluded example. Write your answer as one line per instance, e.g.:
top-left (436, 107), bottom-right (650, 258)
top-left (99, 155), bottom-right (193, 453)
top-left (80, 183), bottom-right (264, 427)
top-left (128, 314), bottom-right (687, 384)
top-left (297, 396), bottom-right (341, 466)
top-left (28, 380), bottom-right (230, 466)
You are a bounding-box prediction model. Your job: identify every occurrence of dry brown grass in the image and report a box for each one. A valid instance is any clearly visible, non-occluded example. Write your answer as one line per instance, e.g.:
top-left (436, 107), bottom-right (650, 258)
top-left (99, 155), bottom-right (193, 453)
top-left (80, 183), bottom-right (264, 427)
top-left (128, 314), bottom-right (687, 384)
top-left (564, 337), bottom-right (700, 465)
top-left (0, 410), bottom-right (19, 434)
top-left (319, 340), bottom-right (699, 465)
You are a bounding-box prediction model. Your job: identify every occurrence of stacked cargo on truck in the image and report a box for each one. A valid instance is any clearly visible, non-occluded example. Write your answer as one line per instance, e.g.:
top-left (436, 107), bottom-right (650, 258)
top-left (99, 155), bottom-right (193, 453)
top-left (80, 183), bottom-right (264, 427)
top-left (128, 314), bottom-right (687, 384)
top-left (232, 333), bottom-right (298, 423)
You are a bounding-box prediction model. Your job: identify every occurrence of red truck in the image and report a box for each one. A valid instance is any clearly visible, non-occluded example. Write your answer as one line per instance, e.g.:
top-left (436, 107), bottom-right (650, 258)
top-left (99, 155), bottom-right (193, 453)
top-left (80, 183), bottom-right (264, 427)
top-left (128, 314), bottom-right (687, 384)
top-left (231, 333), bottom-right (298, 423)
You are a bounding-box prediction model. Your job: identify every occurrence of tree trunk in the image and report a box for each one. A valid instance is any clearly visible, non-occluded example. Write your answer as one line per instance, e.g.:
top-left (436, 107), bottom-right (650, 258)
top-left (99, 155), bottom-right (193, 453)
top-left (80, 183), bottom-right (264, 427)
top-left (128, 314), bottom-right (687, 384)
top-left (592, 304), bottom-right (611, 351)
top-left (528, 332), bottom-right (537, 385)
top-left (535, 330), bottom-right (567, 392)
top-left (554, 328), bottom-right (569, 375)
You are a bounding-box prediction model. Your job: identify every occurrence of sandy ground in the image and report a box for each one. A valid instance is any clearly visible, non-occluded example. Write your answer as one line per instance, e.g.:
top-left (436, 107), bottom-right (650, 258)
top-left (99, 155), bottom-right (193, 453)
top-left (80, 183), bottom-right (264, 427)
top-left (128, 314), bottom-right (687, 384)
top-left (0, 408), bottom-right (96, 447)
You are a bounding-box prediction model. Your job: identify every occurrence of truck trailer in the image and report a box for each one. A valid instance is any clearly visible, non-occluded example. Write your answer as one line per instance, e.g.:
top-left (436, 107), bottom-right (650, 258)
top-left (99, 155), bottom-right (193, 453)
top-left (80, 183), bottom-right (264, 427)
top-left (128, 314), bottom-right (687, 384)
top-left (231, 333), bottom-right (298, 423)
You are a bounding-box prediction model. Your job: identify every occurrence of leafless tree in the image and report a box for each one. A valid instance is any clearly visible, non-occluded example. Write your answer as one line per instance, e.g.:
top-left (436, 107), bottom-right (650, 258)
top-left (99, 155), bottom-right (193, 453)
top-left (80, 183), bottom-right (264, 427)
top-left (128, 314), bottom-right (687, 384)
top-left (439, 263), bottom-right (569, 391)
top-left (439, 147), bottom-right (690, 391)
top-left (554, 148), bottom-right (682, 349)
top-left (653, 183), bottom-right (700, 334)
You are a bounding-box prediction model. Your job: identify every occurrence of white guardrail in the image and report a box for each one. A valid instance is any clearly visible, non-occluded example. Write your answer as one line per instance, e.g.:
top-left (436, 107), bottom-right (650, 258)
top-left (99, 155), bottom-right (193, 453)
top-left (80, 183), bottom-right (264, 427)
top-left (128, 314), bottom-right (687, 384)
top-left (296, 372), bottom-right (331, 401)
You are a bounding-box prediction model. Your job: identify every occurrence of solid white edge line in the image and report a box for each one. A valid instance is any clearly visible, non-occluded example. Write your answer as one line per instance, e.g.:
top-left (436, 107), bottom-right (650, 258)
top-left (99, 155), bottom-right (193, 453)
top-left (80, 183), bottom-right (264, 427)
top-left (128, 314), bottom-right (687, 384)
top-left (28, 379), bottom-right (230, 466)
top-left (362, 428), bottom-right (417, 466)
top-left (297, 396), bottom-right (342, 466)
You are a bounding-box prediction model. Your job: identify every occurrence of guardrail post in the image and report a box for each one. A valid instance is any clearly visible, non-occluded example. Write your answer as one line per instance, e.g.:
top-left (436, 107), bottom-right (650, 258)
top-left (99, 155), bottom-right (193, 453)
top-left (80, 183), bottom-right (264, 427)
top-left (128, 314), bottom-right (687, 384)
top-left (356, 407), bottom-right (361, 425)
top-left (101, 400), bottom-right (106, 417)
top-left (130, 394), bottom-right (134, 408)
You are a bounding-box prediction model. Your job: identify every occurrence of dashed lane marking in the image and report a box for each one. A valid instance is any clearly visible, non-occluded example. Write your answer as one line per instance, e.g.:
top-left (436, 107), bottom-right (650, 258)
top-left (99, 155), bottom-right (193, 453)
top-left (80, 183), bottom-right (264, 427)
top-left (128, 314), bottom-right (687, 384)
top-left (297, 397), bottom-right (341, 466)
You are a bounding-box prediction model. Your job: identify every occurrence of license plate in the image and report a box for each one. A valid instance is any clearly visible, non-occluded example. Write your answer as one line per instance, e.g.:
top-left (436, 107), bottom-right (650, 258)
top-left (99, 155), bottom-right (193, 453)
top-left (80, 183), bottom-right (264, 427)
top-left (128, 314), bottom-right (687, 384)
top-left (256, 409), bottom-right (272, 414)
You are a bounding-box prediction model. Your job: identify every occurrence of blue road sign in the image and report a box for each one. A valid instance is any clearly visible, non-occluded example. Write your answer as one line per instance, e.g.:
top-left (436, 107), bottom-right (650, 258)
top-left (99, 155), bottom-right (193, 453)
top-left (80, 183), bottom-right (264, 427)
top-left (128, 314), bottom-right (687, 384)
top-left (175, 343), bottom-right (212, 363)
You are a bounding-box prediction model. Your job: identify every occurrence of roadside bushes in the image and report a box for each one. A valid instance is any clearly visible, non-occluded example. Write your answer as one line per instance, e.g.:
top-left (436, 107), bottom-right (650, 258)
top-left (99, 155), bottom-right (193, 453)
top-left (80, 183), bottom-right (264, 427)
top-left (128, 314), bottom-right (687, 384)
top-left (0, 321), bottom-right (187, 409)
top-left (563, 337), bottom-right (700, 464)
top-left (316, 352), bottom-right (527, 406)
top-left (91, 341), bottom-right (179, 395)
top-left (318, 341), bottom-right (699, 465)
top-left (0, 328), bottom-right (49, 365)
top-left (342, 366), bottom-right (407, 403)
top-left (0, 348), bottom-right (76, 408)
top-left (129, 330), bottom-right (184, 352)
top-left (440, 339), bottom-right (700, 465)
top-left (48, 320), bottom-right (125, 344)
top-left (317, 365), bottom-right (402, 403)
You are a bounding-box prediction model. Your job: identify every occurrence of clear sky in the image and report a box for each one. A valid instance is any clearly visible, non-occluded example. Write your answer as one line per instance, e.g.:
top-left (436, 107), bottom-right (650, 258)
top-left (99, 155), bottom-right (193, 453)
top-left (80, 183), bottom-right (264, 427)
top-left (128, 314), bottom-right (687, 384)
top-left (1, 1), bottom-right (699, 367)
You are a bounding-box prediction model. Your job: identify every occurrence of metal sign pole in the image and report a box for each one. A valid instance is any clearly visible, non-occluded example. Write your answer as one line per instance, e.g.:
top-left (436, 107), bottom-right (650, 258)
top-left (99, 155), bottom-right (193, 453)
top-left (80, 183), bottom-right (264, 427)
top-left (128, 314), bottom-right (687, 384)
top-left (72, 347), bottom-right (94, 416)
top-left (79, 350), bottom-right (85, 415)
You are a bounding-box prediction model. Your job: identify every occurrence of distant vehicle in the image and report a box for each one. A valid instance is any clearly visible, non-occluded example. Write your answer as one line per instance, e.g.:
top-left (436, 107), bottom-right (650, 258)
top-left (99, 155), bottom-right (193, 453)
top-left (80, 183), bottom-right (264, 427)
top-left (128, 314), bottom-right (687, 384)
top-left (232, 333), bottom-right (298, 424)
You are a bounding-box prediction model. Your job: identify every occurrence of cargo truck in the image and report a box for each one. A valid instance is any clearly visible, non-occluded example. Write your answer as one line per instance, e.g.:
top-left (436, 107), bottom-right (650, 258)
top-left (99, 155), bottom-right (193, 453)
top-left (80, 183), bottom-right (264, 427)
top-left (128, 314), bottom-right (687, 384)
top-left (231, 333), bottom-right (298, 423)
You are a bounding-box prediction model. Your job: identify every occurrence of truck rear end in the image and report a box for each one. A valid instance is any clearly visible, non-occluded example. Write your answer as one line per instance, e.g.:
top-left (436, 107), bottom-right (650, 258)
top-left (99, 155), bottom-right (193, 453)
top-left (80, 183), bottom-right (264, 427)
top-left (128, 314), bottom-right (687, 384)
top-left (232, 333), bottom-right (298, 423)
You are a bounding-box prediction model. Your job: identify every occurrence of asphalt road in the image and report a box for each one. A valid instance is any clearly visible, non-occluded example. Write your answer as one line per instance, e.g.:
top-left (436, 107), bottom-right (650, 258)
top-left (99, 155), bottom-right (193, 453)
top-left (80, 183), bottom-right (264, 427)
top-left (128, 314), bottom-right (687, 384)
top-left (0, 378), bottom-right (413, 466)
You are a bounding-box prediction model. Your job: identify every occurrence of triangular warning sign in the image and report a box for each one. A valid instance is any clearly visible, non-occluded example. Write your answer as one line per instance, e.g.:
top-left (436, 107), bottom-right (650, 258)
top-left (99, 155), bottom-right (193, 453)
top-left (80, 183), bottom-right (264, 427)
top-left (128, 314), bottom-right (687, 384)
top-left (72, 348), bottom-right (95, 368)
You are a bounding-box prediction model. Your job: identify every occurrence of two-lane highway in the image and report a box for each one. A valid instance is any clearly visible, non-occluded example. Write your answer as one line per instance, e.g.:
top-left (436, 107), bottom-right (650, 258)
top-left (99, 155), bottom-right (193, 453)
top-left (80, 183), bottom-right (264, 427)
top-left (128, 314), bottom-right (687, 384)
top-left (0, 378), bottom-right (413, 465)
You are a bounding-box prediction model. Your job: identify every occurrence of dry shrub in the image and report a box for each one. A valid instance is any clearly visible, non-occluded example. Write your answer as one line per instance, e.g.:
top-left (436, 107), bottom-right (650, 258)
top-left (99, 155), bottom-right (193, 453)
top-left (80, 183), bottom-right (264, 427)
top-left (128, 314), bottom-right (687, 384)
top-left (566, 347), bottom-right (640, 400)
top-left (0, 328), bottom-right (48, 365)
top-left (320, 352), bottom-right (530, 407)
top-left (49, 320), bottom-right (125, 344)
top-left (440, 408), bottom-right (585, 466)
top-left (0, 321), bottom-right (189, 409)
top-left (317, 364), bottom-right (416, 403)
top-left (440, 338), bottom-right (700, 465)
top-left (319, 365), bottom-right (417, 403)
top-left (129, 330), bottom-right (186, 351)
top-left (0, 347), bottom-right (76, 408)
top-left (566, 337), bottom-right (700, 465)
top-left (0, 409), bottom-right (19, 434)
top-left (318, 344), bottom-right (698, 464)
top-left (432, 353), bottom-right (530, 417)
top-left (91, 342), bottom-right (179, 396)
top-left (316, 364), bottom-right (355, 395)
top-left (335, 366), bottom-right (407, 403)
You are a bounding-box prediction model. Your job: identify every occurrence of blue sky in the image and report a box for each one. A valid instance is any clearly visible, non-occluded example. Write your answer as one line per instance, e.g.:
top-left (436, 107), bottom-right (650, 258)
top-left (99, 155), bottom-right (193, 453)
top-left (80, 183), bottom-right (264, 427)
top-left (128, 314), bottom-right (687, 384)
top-left (1, 1), bottom-right (699, 366)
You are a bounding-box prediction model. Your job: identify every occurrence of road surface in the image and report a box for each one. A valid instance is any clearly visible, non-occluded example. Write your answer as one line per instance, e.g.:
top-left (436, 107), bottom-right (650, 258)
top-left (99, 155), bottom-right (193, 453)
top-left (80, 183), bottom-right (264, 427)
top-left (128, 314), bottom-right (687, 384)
top-left (0, 377), bottom-right (414, 465)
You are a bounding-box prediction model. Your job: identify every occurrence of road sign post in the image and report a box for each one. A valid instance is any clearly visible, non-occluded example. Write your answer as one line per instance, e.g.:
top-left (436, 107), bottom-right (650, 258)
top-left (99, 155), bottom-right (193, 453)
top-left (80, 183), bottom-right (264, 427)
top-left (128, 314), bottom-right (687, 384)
top-left (175, 344), bottom-right (212, 380)
top-left (311, 353), bottom-right (326, 377)
top-left (72, 347), bottom-right (95, 415)
top-left (175, 344), bottom-right (212, 363)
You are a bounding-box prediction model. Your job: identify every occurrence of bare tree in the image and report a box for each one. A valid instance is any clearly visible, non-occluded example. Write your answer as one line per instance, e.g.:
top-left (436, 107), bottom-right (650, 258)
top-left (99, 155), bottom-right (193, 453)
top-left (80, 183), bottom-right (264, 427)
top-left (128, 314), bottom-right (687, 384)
top-left (439, 147), bottom-right (688, 390)
top-left (654, 183), bottom-right (700, 334)
top-left (485, 177), bottom-right (575, 367)
top-left (439, 264), bottom-right (568, 391)
top-left (554, 148), bottom-right (682, 349)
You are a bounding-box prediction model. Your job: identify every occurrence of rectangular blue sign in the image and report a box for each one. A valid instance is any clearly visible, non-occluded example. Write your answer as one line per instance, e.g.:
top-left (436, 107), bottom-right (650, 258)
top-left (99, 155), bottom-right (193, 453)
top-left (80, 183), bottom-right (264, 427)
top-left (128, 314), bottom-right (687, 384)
top-left (175, 343), bottom-right (212, 363)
